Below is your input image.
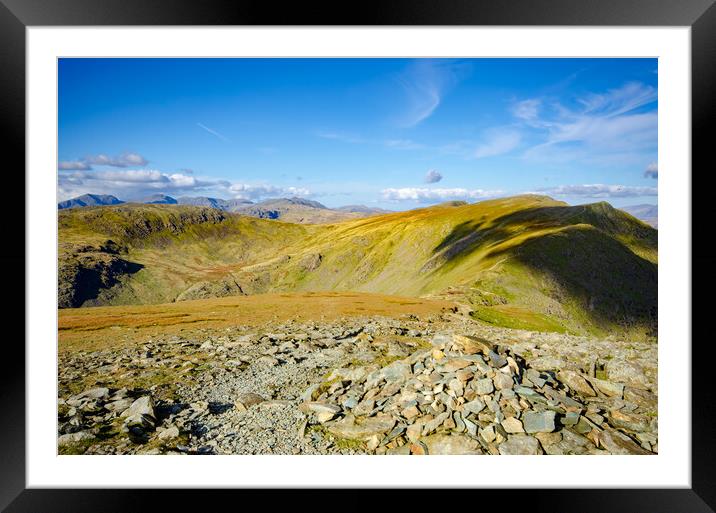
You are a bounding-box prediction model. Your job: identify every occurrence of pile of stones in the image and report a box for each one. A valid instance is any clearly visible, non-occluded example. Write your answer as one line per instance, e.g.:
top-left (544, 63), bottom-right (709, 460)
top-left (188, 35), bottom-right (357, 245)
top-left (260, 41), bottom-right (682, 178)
top-left (57, 315), bottom-right (657, 455)
top-left (301, 332), bottom-right (656, 455)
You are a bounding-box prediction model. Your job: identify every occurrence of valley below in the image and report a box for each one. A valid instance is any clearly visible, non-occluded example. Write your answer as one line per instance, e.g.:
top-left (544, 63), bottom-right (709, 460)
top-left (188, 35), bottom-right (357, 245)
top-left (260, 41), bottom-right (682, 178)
top-left (57, 195), bottom-right (658, 455)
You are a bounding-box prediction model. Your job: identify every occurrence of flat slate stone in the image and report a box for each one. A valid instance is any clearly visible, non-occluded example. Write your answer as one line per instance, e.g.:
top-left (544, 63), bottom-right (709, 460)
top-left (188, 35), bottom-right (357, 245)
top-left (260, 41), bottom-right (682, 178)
top-left (422, 433), bottom-right (483, 455)
top-left (523, 410), bottom-right (556, 433)
top-left (498, 434), bottom-right (542, 455)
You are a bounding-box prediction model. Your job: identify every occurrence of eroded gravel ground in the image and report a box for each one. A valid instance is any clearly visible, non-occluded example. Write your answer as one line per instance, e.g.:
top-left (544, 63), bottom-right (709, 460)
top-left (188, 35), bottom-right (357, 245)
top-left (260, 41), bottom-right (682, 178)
top-left (58, 312), bottom-right (657, 455)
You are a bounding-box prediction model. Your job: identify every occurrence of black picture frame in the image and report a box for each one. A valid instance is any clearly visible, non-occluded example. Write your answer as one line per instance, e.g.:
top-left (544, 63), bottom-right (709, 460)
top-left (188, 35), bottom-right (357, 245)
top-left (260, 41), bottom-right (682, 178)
top-left (2, 0), bottom-right (713, 511)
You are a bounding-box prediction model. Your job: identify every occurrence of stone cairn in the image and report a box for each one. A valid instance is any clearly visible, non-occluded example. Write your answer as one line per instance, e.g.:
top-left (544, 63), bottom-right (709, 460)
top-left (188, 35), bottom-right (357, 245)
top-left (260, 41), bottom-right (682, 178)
top-left (301, 333), bottom-right (656, 455)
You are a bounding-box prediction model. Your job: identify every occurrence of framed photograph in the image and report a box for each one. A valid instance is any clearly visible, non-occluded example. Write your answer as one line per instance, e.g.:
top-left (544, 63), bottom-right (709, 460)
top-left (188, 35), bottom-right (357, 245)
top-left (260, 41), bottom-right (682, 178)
top-left (4, 0), bottom-right (714, 510)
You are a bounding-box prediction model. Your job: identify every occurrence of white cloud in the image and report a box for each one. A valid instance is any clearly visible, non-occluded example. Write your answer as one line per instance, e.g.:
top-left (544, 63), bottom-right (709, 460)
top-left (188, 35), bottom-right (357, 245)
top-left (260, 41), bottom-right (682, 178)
top-left (538, 184), bottom-right (657, 198)
top-left (58, 169), bottom-right (204, 199)
top-left (381, 187), bottom-right (501, 203)
top-left (57, 160), bottom-right (91, 171)
top-left (120, 152), bottom-right (148, 166)
top-left (578, 82), bottom-right (657, 118)
top-left (517, 82), bottom-right (658, 166)
top-left (644, 161), bottom-right (658, 179)
top-left (474, 130), bottom-right (521, 159)
top-left (57, 167), bottom-right (310, 203)
top-left (543, 112), bottom-right (657, 151)
top-left (228, 183), bottom-right (310, 201)
top-left (512, 99), bottom-right (541, 122)
top-left (94, 169), bottom-right (167, 183)
top-left (396, 60), bottom-right (470, 127)
top-left (424, 169), bottom-right (443, 183)
top-left (58, 152), bottom-right (149, 170)
top-left (86, 152), bottom-right (149, 167)
top-left (167, 173), bottom-right (198, 187)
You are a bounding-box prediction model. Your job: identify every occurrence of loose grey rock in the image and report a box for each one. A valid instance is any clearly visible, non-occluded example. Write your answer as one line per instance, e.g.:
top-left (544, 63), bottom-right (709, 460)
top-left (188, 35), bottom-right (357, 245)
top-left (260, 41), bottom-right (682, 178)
top-left (498, 434), bottom-right (542, 455)
top-left (422, 433), bottom-right (482, 455)
top-left (58, 431), bottom-right (93, 446)
top-left (599, 429), bottom-right (652, 455)
top-left (121, 396), bottom-right (156, 429)
top-left (558, 370), bottom-right (596, 397)
top-left (158, 425), bottom-right (180, 440)
top-left (325, 413), bottom-right (395, 440)
top-left (522, 410), bottom-right (556, 433)
top-left (474, 378), bottom-right (494, 395)
top-left (502, 417), bottom-right (525, 434)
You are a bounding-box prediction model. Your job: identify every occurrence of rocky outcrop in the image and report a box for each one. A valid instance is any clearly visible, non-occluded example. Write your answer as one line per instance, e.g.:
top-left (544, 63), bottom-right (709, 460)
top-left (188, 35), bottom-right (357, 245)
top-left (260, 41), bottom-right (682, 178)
top-left (58, 241), bottom-right (142, 308)
top-left (175, 278), bottom-right (245, 302)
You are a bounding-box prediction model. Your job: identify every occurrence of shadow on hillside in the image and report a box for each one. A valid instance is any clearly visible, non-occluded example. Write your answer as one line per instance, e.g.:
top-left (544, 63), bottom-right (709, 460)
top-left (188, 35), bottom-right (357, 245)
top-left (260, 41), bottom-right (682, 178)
top-left (70, 259), bottom-right (144, 308)
top-left (430, 204), bottom-right (658, 334)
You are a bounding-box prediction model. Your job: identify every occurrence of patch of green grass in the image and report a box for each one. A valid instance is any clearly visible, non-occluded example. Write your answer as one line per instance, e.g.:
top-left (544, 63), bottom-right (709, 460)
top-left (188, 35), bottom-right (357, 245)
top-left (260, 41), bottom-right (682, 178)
top-left (307, 424), bottom-right (366, 451)
top-left (471, 305), bottom-right (567, 333)
top-left (334, 437), bottom-right (367, 451)
top-left (59, 436), bottom-right (99, 455)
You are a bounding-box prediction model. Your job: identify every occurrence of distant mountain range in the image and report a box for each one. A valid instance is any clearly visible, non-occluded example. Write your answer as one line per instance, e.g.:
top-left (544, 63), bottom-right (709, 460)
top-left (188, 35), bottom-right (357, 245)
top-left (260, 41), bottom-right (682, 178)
top-left (336, 205), bottom-right (393, 214)
top-left (57, 194), bottom-right (124, 210)
top-left (235, 197), bottom-right (379, 224)
top-left (176, 196), bottom-right (253, 211)
top-left (619, 204), bottom-right (658, 228)
top-left (142, 194), bottom-right (177, 204)
top-left (58, 193), bottom-right (392, 224)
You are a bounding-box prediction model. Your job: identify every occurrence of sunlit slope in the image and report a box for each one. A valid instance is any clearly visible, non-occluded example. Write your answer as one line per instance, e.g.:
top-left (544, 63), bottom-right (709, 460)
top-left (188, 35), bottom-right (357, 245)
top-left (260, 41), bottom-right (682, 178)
top-left (58, 203), bottom-right (315, 306)
top-left (58, 196), bottom-right (657, 338)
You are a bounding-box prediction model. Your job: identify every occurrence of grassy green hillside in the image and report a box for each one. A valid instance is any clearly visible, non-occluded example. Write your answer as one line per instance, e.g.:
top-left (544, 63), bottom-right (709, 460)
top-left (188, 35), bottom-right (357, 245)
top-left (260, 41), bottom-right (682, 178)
top-left (58, 195), bottom-right (657, 339)
top-left (58, 203), bottom-right (313, 307)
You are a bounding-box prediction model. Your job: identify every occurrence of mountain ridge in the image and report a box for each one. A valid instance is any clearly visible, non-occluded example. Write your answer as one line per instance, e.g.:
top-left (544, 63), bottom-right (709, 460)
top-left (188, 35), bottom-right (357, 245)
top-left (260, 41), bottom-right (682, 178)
top-left (59, 193), bottom-right (383, 224)
top-left (58, 195), bottom-right (657, 340)
top-left (58, 193), bottom-right (124, 209)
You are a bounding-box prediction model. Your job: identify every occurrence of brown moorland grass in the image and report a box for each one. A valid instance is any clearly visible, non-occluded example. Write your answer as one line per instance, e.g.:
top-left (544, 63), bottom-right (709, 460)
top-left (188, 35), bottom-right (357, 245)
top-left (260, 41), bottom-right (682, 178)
top-left (58, 291), bottom-right (456, 352)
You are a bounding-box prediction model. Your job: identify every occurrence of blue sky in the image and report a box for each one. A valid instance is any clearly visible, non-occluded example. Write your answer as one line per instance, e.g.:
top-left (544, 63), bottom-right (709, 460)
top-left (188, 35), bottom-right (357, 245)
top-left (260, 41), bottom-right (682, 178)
top-left (58, 58), bottom-right (658, 209)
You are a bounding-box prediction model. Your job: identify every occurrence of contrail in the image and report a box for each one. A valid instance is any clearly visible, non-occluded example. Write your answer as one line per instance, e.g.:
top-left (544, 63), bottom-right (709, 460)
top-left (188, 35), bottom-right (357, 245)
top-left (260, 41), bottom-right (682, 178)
top-left (197, 122), bottom-right (229, 142)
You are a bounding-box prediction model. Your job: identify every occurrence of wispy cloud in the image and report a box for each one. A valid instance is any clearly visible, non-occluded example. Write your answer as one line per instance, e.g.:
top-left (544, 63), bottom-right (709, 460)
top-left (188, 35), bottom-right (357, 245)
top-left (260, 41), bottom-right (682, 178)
top-left (644, 162), bottom-right (658, 179)
top-left (384, 139), bottom-right (424, 150)
top-left (424, 169), bottom-right (443, 183)
top-left (382, 187), bottom-right (501, 203)
top-left (513, 82), bottom-right (657, 167)
top-left (511, 99), bottom-right (541, 124)
top-left (537, 184), bottom-right (657, 198)
top-left (396, 59), bottom-right (470, 127)
top-left (197, 122), bottom-right (229, 142)
top-left (88, 152), bottom-right (148, 167)
top-left (317, 132), bottom-right (427, 152)
top-left (578, 81), bottom-right (657, 118)
top-left (58, 160), bottom-right (91, 171)
top-left (474, 130), bottom-right (522, 159)
top-left (58, 152), bottom-right (149, 170)
top-left (316, 131), bottom-right (366, 144)
top-left (228, 183), bottom-right (310, 200)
